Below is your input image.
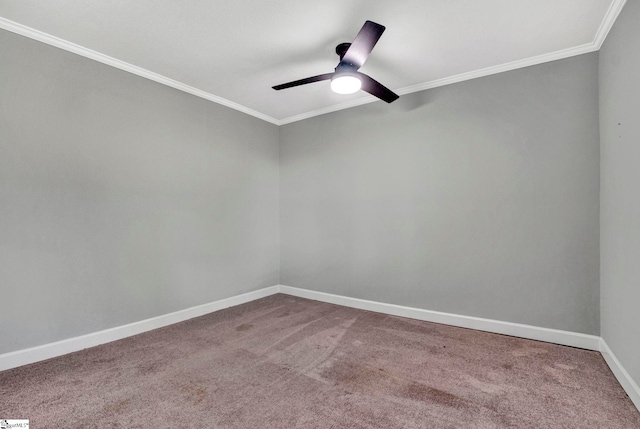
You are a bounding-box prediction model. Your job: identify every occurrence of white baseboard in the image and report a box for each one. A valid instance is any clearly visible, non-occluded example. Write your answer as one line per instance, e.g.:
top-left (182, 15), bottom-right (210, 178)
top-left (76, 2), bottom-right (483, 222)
top-left (0, 285), bottom-right (279, 372)
top-left (3, 283), bottom-right (638, 415)
top-left (277, 285), bottom-right (601, 350)
top-left (278, 285), bottom-right (640, 413)
top-left (600, 338), bottom-right (640, 410)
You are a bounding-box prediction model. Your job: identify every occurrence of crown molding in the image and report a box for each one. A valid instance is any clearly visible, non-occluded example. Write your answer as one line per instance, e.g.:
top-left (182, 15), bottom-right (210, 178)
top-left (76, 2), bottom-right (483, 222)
top-left (279, 0), bottom-right (627, 125)
top-left (1, 0), bottom-right (627, 126)
top-left (594, 0), bottom-right (627, 49)
top-left (278, 94), bottom-right (379, 125)
top-left (0, 17), bottom-right (281, 126)
top-left (278, 42), bottom-right (598, 125)
top-left (394, 42), bottom-right (599, 96)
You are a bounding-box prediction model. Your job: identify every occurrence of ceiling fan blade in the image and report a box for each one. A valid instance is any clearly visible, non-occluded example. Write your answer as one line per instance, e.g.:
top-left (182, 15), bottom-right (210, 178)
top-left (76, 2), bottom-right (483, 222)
top-left (358, 73), bottom-right (399, 103)
top-left (272, 73), bottom-right (334, 90)
top-left (341, 21), bottom-right (386, 69)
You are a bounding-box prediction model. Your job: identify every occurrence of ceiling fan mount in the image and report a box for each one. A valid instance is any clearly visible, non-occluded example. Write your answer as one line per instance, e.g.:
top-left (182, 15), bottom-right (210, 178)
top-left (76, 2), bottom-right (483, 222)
top-left (335, 42), bottom-right (352, 60)
top-left (272, 21), bottom-right (399, 103)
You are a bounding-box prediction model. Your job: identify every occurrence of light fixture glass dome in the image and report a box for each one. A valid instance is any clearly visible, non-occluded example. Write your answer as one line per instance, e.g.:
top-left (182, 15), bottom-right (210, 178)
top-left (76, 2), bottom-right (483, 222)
top-left (331, 74), bottom-right (362, 94)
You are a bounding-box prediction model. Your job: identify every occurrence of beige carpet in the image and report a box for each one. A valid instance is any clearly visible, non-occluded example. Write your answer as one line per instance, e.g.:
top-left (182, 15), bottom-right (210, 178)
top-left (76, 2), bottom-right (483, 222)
top-left (1, 294), bottom-right (639, 428)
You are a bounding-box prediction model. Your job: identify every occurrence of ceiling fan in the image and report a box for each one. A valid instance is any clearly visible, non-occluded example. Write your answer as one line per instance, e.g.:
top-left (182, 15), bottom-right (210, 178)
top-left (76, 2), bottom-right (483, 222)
top-left (272, 20), bottom-right (399, 103)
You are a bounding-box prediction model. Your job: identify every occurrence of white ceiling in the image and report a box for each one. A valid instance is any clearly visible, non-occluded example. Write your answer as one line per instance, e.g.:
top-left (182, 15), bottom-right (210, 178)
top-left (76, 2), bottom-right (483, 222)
top-left (0, 0), bottom-right (626, 125)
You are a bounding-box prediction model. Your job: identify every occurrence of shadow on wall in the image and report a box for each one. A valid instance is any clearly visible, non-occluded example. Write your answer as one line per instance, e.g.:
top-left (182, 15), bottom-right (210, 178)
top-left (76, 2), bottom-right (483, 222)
top-left (365, 89), bottom-right (434, 114)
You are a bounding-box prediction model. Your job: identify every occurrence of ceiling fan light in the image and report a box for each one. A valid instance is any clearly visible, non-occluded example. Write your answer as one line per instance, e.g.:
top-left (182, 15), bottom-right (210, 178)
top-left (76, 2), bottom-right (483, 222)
top-left (331, 74), bottom-right (362, 94)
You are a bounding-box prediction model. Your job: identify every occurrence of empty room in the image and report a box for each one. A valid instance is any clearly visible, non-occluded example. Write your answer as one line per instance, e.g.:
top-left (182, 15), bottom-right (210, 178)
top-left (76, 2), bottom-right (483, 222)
top-left (1, 0), bottom-right (639, 427)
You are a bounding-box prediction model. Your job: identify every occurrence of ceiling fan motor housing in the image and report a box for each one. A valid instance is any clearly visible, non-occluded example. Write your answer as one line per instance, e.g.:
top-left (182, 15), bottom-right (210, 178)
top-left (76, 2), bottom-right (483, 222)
top-left (334, 63), bottom-right (357, 74)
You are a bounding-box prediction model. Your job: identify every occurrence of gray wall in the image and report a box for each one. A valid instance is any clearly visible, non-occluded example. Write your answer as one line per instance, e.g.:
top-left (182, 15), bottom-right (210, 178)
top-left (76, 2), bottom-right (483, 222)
top-left (600, 0), bottom-right (640, 387)
top-left (0, 29), bottom-right (279, 354)
top-left (280, 53), bottom-right (600, 334)
top-left (0, 24), bottom-right (612, 356)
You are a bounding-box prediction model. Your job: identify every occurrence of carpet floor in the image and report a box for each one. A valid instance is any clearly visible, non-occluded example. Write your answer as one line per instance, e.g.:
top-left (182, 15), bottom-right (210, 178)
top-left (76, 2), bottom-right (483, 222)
top-left (1, 294), bottom-right (639, 428)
